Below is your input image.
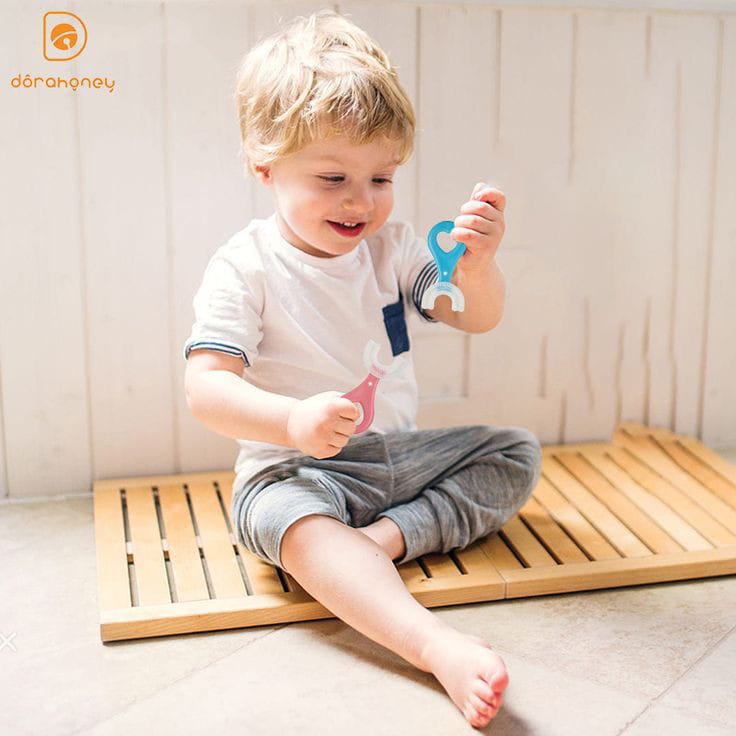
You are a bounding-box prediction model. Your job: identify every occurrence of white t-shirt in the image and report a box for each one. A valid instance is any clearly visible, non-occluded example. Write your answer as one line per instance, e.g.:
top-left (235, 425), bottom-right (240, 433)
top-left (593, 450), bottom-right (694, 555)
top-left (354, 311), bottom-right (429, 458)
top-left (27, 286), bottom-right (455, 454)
top-left (183, 212), bottom-right (439, 490)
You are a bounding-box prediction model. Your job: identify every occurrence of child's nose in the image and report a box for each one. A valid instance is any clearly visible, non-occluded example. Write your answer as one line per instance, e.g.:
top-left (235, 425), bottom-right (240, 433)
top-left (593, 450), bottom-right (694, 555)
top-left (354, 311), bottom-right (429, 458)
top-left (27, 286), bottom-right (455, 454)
top-left (342, 185), bottom-right (372, 213)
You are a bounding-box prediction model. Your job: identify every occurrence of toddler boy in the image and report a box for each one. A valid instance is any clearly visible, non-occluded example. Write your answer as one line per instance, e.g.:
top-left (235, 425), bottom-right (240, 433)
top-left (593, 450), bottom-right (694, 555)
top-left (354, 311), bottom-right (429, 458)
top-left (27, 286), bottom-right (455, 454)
top-left (184, 9), bottom-right (542, 728)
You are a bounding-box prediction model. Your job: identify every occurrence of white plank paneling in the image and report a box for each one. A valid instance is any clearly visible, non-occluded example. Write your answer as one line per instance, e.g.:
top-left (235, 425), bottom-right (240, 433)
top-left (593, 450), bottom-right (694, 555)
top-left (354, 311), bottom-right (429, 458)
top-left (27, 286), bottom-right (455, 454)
top-left (648, 12), bottom-right (720, 435)
top-left (475, 7), bottom-right (575, 442)
top-left (702, 17), bottom-right (736, 449)
top-left (167, 1), bottom-right (253, 474)
top-left (565, 10), bottom-right (657, 442)
top-left (1, 1), bottom-right (735, 498)
top-left (75, 2), bottom-right (173, 479)
top-left (413, 3), bottom-right (500, 426)
top-left (0, 1), bottom-right (92, 498)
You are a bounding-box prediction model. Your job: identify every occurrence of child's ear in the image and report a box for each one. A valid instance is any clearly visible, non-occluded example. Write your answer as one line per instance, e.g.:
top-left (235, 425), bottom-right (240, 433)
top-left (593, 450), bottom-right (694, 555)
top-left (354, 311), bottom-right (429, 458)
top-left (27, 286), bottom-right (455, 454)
top-left (253, 164), bottom-right (272, 186)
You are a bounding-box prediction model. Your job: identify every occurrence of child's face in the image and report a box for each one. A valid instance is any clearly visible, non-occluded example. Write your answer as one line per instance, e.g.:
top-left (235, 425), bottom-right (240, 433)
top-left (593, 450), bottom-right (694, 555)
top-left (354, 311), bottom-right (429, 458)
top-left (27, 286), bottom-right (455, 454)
top-left (255, 134), bottom-right (400, 258)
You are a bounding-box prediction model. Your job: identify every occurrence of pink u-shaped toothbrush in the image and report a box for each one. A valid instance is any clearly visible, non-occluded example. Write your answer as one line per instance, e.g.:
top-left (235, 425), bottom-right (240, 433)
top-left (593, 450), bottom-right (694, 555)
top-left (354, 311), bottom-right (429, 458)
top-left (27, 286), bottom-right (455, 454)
top-left (342, 340), bottom-right (405, 433)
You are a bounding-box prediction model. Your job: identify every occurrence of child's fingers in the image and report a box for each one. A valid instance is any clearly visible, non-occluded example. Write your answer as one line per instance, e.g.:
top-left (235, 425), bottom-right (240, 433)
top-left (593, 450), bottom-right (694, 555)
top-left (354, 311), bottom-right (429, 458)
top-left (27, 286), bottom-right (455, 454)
top-left (335, 398), bottom-right (361, 420)
top-left (473, 187), bottom-right (506, 213)
top-left (335, 416), bottom-right (359, 436)
top-left (451, 226), bottom-right (486, 243)
top-left (454, 213), bottom-right (494, 235)
top-left (459, 199), bottom-right (502, 222)
top-left (329, 429), bottom-right (353, 447)
top-left (472, 181), bottom-right (486, 198)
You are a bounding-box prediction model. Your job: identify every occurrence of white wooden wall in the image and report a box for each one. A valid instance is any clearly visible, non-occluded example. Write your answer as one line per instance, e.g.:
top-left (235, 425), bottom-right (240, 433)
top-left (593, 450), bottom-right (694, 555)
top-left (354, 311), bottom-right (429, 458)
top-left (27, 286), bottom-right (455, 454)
top-left (1, 0), bottom-right (734, 499)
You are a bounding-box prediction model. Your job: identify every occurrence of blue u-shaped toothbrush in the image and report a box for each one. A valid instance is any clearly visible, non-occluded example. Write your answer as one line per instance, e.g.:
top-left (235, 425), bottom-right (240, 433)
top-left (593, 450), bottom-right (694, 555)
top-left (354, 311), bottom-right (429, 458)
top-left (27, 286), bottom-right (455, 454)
top-left (421, 220), bottom-right (467, 312)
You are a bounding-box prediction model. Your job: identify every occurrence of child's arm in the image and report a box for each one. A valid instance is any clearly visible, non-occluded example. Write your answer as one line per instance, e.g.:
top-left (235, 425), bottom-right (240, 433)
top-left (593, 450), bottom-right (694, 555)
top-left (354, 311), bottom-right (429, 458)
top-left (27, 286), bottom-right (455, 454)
top-left (425, 182), bottom-right (507, 334)
top-left (185, 349), bottom-right (360, 458)
top-left (185, 350), bottom-right (296, 445)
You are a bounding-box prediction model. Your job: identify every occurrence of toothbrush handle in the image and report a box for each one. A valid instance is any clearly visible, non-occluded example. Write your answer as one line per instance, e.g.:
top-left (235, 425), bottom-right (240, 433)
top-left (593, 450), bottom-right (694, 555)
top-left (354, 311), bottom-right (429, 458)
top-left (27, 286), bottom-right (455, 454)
top-left (342, 373), bottom-right (379, 433)
top-left (427, 220), bottom-right (466, 280)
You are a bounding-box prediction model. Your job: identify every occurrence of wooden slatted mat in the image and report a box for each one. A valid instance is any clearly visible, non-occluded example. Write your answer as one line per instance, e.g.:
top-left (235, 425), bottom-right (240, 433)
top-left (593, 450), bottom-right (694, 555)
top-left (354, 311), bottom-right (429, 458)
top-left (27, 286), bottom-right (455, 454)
top-left (93, 423), bottom-right (736, 641)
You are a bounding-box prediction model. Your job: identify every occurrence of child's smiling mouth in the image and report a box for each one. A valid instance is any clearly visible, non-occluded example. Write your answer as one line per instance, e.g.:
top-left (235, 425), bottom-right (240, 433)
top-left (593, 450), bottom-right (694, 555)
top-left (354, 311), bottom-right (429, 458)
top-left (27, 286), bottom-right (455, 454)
top-left (327, 220), bottom-right (366, 237)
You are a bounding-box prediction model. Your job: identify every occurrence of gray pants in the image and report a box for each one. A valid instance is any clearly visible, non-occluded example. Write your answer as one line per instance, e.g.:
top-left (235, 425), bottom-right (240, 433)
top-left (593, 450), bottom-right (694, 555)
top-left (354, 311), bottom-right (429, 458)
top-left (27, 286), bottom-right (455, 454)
top-left (232, 424), bottom-right (542, 570)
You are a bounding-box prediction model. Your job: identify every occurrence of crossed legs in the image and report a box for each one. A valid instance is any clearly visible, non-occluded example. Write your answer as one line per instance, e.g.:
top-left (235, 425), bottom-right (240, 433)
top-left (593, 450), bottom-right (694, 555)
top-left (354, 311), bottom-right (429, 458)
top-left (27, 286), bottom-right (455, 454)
top-left (279, 514), bottom-right (507, 729)
top-left (259, 424), bottom-right (542, 727)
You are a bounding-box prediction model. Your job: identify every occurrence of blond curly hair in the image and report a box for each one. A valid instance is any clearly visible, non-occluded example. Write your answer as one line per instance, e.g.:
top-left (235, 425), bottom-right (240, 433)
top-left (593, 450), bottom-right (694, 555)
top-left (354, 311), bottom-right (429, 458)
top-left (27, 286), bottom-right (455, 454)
top-left (234, 9), bottom-right (416, 176)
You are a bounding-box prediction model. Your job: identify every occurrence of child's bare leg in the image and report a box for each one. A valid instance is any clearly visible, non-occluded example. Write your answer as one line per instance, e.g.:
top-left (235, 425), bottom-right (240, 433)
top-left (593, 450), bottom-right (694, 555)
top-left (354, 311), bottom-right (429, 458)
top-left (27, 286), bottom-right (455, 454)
top-left (280, 514), bottom-right (508, 728)
top-left (356, 516), bottom-right (406, 560)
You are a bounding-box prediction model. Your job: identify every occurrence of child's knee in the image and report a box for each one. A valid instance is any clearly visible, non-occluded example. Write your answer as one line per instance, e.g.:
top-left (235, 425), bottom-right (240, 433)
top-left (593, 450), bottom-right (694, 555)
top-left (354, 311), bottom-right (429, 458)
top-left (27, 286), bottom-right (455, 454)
top-left (511, 429), bottom-right (542, 505)
top-left (281, 512), bottom-right (340, 546)
top-left (517, 429), bottom-right (542, 488)
top-left (481, 424), bottom-right (542, 493)
top-left (487, 426), bottom-right (542, 510)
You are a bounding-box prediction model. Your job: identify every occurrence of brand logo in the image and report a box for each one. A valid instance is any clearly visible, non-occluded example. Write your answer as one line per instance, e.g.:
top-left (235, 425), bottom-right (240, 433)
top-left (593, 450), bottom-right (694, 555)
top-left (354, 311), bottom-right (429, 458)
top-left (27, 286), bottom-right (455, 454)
top-left (43, 12), bottom-right (88, 61)
top-left (10, 12), bottom-right (115, 93)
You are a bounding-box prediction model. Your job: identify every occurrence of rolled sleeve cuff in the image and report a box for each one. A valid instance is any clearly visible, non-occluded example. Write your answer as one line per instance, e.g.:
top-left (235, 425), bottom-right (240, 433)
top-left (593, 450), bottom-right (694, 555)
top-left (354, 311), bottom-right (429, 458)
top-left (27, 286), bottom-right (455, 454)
top-left (183, 339), bottom-right (250, 366)
top-left (411, 260), bottom-right (439, 322)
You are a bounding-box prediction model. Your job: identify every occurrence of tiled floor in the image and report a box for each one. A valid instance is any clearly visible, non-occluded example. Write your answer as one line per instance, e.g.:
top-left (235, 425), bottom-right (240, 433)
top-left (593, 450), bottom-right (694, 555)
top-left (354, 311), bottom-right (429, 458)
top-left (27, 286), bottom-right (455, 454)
top-left (2, 448), bottom-right (735, 736)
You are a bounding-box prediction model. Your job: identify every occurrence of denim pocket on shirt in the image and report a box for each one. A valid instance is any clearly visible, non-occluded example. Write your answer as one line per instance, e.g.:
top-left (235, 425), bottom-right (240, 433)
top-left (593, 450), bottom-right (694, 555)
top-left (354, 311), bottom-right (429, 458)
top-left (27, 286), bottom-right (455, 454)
top-left (382, 292), bottom-right (410, 356)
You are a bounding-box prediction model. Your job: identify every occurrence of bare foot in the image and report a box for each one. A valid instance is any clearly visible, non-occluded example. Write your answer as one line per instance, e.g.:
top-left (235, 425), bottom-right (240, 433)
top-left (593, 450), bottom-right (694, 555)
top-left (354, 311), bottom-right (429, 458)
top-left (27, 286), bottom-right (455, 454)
top-left (420, 628), bottom-right (508, 729)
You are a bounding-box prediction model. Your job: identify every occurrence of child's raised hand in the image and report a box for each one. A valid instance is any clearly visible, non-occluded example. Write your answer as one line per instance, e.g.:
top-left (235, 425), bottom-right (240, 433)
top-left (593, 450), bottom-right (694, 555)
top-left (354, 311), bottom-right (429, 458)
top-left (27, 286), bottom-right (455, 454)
top-left (286, 391), bottom-right (361, 459)
top-left (451, 181), bottom-right (506, 271)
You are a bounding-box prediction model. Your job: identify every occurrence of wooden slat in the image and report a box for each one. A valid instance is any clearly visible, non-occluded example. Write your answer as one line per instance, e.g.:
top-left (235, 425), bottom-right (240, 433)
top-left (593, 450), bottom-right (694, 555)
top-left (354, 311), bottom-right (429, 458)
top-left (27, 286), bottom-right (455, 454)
top-left (479, 533), bottom-right (524, 571)
top-left (215, 475), bottom-right (236, 511)
top-left (557, 450), bottom-right (676, 555)
top-left (499, 516), bottom-right (557, 568)
top-left (502, 547), bottom-right (736, 599)
top-left (518, 495), bottom-right (588, 564)
top-left (454, 542), bottom-right (506, 584)
top-left (187, 481), bottom-right (247, 599)
top-left (583, 450), bottom-right (706, 552)
top-left (95, 469), bottom-right (235, 493)
top-left (542, 441), bottom-right (610, 456)
top-left (614, 422), bottom-right (659, 438)
top-left (656, 438), bottom-right (736, 512)
top-left (93, 486), bottom-right (131, 611)
top-left (532, 477), bottom-right (620, 560)
top-left (422, 553), bottom-right (463, 578)
top-left (544, 454), bottom-right (651, 557)
top-left (125, 485), bottom-right (170, 606)
top-left (216, 476), bottom-right (285, 595)
top-left (609, 447), bottom-right (735, 547)
top-left (616, 424), bottom-right (686, 443)
top-left (614, 434), bottom-right (736, 535)
top-left (237, 543), bottom-right (285, 596)
top-left (677, 436), bottom-right (736, 489)
top-left (396, 559), bottom-right (432, 587)
top-left (157, 484), bottom-right (209, 602)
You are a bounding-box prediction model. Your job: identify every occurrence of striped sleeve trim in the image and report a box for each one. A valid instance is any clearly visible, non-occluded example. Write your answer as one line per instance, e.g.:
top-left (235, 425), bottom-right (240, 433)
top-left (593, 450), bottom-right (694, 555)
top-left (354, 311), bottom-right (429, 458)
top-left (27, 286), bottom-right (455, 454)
top-left (411, 260), bottom-right (439, 322)
top-left (183, 340), bottom-right (250, 366)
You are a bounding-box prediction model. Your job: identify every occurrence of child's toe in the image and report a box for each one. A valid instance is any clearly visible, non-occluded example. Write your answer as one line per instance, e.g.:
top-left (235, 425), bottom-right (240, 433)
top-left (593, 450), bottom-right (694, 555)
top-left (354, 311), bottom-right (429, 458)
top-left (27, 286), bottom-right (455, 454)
top-left (468, 692), bottom-right (492, 715)
top-left (473, 678), bottom-right (496, 706)
top-left (486, 666), bottom-right (509, 694)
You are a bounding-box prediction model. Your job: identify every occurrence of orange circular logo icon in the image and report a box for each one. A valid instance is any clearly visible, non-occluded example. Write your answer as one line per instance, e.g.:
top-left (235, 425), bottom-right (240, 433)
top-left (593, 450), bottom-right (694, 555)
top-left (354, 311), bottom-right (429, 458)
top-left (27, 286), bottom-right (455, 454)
top-left (50, 23), bottom-right (78, 51)
top-left (43, 12), bottom-right (87, 61)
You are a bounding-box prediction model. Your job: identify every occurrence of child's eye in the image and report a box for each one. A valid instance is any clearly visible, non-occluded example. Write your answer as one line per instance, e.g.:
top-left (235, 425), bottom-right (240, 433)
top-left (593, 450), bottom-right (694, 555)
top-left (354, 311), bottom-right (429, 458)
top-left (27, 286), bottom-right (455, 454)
top-left (317, 176), bottom-right (393, 185)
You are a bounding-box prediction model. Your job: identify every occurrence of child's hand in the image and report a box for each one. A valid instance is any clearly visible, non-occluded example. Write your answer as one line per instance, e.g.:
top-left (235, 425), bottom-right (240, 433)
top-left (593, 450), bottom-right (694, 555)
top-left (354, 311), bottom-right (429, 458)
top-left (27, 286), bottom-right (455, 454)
top-left (451, 181), bottom-right (506, 272)
top-left (286, 391), bottom-right (360, 459)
